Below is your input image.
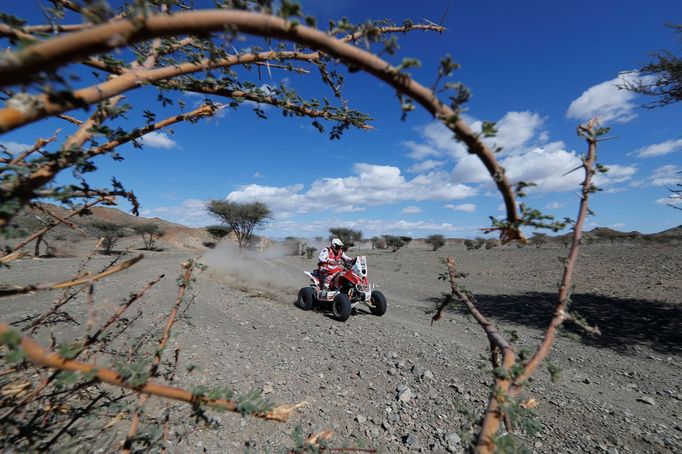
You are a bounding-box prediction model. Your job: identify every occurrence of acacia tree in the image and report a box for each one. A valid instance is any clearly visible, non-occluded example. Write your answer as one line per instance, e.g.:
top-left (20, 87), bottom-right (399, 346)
top-left (132, 223), bottom-right (165, 250)
top-left (207, 200), bottom-right (272, 249)
top-left (425, 234), bottom-right (446, 251)
top-left (0, 2), bottom-right (602, 452)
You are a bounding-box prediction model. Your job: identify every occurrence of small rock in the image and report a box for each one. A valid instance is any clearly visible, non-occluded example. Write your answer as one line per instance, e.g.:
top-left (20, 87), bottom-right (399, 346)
top-left (262, 383), bottom-right (274, 394)
top-left (423, 370), bottom-right (435, 381)
top-left (444, 432), bottom-right (461, 451)
top-left (637, 396), bottom-right (656, 406)
top-left (356, 415), bottom-right (367, 424)
top-left (412, 365), bottom-right (425, 378)
top-left (398, 387), bottom-right (414, 402)
top-left (404, 433), bottom-right (419, 448)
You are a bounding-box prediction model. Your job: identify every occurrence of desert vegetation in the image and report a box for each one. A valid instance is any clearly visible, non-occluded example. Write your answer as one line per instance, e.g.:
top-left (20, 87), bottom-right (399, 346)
top-left (0, 1), bottom-right (676, 453)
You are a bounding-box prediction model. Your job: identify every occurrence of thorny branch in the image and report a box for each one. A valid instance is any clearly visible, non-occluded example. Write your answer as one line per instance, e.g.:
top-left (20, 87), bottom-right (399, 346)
top-left (0, 323), bottom-right (304, 421)
top-left (0, 10), bottom-right (521, 241)
top-left (433, 119), bottom-right (603, 452)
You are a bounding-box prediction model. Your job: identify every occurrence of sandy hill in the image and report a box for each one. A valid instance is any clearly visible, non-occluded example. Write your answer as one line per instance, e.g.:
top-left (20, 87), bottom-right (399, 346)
top-left (8, 203), bottom-right (211, 251)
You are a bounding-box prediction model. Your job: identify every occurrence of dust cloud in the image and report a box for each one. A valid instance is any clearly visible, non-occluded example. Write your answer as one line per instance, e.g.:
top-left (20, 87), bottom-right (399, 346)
top-left (200, 241), bottom-right (315, 302)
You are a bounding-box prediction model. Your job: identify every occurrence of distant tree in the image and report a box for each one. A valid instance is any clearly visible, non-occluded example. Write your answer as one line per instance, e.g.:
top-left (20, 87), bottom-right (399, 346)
top-left (305, 246), bottom-right (317, 259)
top-left (206, 225), bottom-right (232, 242)
top-left (133, 224), bottom-right (165, 250)
top-left (92, 221), bottom-right (128, 254)
top-left (529, 233), bottom-right (548, 248)
top-left (485, 238), bottom-right (500, 250)
top-left (207, 200), bottom-right (272, 249)
top-left (400, 236), bottom-right (412, 247)
top-left (328, 227), bottom-right (363, 249)
top-left (425, 234), bottom-right (446, 251)
top-left (384, 235), bottom-right (406, 252)
top-left (464, 238), bottom-right (485, 250)
top-left (622, 24), bottom-right (681, 107)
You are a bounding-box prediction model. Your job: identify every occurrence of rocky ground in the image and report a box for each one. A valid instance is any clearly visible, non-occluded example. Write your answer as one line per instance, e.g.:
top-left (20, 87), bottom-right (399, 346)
top-left (1, 238), bottom-right (681, 453)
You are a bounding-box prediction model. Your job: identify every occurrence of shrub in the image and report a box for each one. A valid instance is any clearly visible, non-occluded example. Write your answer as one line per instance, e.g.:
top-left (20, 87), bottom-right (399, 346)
top-left (91, 221), bottom-right (128, 254)
top-left (384, 235), bottom-right (406, 252)
top-left (305, 246), bottom-right (317, 259)
top-left (132, 224), bottom-right (165, 250)
top-left (485, 238), bottom-right (500, 250)
top-left (425, 234), bottom-right (446, 251)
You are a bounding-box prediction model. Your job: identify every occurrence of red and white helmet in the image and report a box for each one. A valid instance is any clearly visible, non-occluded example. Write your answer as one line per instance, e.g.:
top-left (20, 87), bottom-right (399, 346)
top-left (331, 238), bottom-right (344, 250)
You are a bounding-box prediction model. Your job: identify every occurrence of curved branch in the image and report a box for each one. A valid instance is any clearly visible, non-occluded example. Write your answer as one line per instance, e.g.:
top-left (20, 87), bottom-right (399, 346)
top-left (0, 51), bottom-right (318, 133)
top-left (0, 323), bottom-right (301, 421)
top-left (0, 10), bottom-right (520, 238)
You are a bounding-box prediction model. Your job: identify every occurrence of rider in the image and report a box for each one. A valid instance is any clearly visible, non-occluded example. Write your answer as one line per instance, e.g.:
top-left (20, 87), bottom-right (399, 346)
top-left (317, 238), bottom-right (352, 289)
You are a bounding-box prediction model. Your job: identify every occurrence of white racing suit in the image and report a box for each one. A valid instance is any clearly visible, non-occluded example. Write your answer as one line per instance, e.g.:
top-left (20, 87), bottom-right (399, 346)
top-left (317, 246), bottom-right (351, 289)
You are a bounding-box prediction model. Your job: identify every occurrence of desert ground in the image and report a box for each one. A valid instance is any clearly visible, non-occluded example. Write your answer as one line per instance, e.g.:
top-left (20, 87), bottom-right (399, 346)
top-left (1, 235), bottom-right (681, 453)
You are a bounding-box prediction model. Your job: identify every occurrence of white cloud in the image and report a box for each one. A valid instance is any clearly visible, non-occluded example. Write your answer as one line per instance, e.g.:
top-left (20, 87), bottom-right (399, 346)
top-left (402, 206), bottom-right (421, 214)
top-left (546, 201), bottom-right (565, 209)
top-left (228, 163), bottom-right (476, 215)
top-left (407, 159), bottom-right (443, 173)
top-left (633, 138), bottom-right (682, 158)
top-left (593, 164), bottom-right (638, 186)
top-left (403, 140), bottom-right (441, 160)
top-left (492, 111), bottom-right (544, 152)
top-left (610, 223), bottom-right (625, 229)
top-left (650, 164), bottom-right (682, 186)
top-left (275, 217), bottom-right (473, 236)
top-left (0, 140), bottom-right (33, 154)
top-left (445, 203), bottom-right (476, 212)
top-left (566, 73), bottom-right (641, 124)
top-left (407, 112), bottom-right (545, 163)
top-left (452, 145), bottom-right (637, 194)
top-left (656, 196), bottom-right (682, 207)
top-left (253, 171), bottom-right (264, 178)
top-left (140, 131), bottom-right (177, 149)
top-left (140, 199), bottom-right (210, 227)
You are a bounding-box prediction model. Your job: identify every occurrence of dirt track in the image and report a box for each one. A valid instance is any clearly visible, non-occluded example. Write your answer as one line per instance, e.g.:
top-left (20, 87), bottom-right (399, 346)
top-left (1, 240), bottom-right (681, 453)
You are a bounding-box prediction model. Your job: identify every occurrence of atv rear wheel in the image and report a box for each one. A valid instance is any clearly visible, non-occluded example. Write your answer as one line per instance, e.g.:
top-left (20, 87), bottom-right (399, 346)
top-left (370, 290), bottom-right (387, 316)
top-left (332, 293), bottom-right (352, 321)
top-left (298, 287), bottom-right (316, 311)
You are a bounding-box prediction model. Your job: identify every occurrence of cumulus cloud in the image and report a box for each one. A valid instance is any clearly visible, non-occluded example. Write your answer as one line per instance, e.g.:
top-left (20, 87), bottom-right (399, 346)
top-left (566, 73), bottom-right (642, 123)
top-left (452, 145), bottom-right (637, 194)
top-left (493, 111), bottom-right (544, 151)
top-left (139, 131), bottom-right (177, 149)
top-left (406, 111), bottom-right (545, 164)
top-left (445, 203), bottom-right (476, 212)
top-left (275, 217), bottom-right (473, 236)
top-left (0, 140), bottom-right (34, 154)
top-left (402, 206), bottom-right (422, 214)
top-left (227, 163), bottom-right (476, 214)
top-left (633, 138), bottom-right (682, 158)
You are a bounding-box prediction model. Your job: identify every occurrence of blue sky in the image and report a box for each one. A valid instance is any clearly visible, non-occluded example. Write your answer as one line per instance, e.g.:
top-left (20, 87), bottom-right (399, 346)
top-left (2, 1), bottom-right (681, 238)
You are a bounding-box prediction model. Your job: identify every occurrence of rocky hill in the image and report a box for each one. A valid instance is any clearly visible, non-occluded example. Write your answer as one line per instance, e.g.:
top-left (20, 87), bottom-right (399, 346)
top-left (5, 202), bottom-right (211, 251)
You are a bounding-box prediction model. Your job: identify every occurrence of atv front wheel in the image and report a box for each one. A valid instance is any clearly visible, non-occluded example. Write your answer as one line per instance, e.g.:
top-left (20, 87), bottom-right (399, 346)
top-left (298, 287), bottom-right (316, 311)
top-left (370, 290), bottom-right (387, 316)
top-left (332, 293), bottom-right (352, 321)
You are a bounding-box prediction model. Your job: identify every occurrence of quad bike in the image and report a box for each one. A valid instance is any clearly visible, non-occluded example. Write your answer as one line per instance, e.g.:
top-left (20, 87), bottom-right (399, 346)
top-left (298, 256), bottom-right (387, 322)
